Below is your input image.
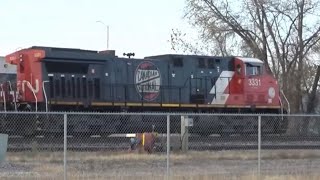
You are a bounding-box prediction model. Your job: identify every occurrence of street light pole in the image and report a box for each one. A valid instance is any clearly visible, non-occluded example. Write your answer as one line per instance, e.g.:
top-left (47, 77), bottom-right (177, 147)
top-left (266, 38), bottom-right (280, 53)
top-left (96, 20), bottom-right (109, 50)
top-left (107, 25), bottom-right (109, 50)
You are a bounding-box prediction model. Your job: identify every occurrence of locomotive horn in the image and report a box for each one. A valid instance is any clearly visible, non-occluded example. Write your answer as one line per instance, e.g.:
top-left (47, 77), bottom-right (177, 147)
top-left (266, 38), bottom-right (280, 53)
top-left (123, 52), bottom-right (135, 58)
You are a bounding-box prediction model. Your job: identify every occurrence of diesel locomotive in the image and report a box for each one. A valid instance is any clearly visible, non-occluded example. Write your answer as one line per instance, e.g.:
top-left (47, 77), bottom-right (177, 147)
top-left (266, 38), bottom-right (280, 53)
top-left (0, 46), bottom-right (288, 136)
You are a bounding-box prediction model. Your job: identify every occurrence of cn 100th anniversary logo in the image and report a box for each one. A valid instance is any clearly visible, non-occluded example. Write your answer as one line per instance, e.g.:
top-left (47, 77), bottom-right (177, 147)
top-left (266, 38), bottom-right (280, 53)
top-left (134, 61), bottom-right (161, 101)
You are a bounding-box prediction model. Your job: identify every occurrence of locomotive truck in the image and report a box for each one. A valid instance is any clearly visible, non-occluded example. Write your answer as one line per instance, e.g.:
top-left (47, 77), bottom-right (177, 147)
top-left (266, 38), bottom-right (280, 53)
top-left (0, 46), bottom-right (288, 136)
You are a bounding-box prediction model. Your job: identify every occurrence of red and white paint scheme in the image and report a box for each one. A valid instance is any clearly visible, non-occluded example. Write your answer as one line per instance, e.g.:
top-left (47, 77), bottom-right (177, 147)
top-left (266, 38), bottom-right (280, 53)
top-left (210, 57), bottom-right (280, 108)
top-left (5, 49), bottom-right (45, 103)
top-left (3, 46), bottom-right (282, 113)
top-left (0, 46), bottom-right (288, 138)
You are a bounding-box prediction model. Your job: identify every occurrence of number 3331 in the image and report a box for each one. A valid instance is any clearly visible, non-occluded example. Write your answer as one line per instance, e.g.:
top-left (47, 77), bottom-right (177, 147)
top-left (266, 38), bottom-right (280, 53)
top-left (248, 79), bottom-right (261, 86)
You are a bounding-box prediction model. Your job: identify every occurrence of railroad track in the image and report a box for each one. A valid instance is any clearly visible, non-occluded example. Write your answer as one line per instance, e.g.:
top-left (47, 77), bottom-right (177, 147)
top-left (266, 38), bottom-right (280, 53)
top-left (6, 134), bottom-right (320, 152)
top-left (189, 135), bottom-right (320, 142)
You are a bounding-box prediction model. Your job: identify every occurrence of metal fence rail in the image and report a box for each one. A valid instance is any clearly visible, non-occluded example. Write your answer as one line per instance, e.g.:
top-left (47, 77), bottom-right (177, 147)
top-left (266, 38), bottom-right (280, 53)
top-left (0, 112), bottom-right (320, 179)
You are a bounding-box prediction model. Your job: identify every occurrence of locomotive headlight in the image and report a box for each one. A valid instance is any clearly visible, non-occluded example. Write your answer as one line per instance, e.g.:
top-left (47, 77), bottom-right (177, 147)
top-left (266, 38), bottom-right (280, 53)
top-left (268, 87), bottom-right (275, 98)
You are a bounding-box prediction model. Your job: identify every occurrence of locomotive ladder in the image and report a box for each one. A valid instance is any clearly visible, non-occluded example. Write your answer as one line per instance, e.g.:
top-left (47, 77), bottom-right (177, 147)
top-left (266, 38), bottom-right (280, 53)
top-left (42, 81), bottom-right (49, 112)
top-left (0, 84), bottom-right (6, 112)
top-left (23, 80), bottom-right (38, 113)
top-left (7, 81), bottom-right (17, 111)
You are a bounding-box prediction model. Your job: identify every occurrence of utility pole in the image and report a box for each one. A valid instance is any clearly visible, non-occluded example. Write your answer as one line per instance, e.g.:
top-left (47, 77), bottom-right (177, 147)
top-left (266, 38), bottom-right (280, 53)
top-left (96, 20), bottom-right (109, 49)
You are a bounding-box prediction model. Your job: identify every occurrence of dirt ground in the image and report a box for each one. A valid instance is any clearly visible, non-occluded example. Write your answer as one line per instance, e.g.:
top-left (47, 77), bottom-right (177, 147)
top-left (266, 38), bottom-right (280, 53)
top-left (1, 150), bottom-right (320, 179)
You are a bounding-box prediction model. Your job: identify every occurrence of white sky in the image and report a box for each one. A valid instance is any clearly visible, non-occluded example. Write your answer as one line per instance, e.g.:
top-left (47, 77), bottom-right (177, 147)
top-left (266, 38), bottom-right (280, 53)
top-left (0, 0), bottom-right (194, 58)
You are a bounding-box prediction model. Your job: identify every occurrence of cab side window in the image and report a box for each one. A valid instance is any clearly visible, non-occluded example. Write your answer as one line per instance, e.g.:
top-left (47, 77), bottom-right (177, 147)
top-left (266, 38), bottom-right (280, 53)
top-left (246, 63), bottom-right (261, 76)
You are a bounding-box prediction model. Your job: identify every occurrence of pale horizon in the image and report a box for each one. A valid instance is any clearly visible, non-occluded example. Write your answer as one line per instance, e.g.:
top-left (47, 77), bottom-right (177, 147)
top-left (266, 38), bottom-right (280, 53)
top-left (0, 0), bottom-right (196, 58)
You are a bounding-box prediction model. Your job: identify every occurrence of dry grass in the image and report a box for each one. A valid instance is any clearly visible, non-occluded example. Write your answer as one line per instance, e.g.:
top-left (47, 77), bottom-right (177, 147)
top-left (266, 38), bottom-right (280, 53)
top-left (6, 149), bottom-right (320, 162)
top-left (2, 174), bottom-right (320, 180)
top-left (88, 174), bottom-right (320, 180)
top-left (2, 150), bottom-right (320, 179)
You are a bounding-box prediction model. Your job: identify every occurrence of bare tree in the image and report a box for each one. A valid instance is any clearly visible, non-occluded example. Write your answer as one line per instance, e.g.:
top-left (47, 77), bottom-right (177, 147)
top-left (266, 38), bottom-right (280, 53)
top-left (300, 43), bottom-right (320, 134)
top-left (171, 0), bottom-right (320, 134)
top-left (173, 0), bottom-right (320, 110)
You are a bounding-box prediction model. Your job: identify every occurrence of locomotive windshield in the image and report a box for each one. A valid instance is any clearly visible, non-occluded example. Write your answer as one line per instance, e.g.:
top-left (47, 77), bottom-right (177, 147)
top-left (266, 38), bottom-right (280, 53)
top-left (245, 63), bottom-right (262, 76)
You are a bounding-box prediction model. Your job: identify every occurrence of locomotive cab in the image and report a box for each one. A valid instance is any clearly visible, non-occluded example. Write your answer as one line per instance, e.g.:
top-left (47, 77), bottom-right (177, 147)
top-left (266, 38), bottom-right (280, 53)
top-left (5, 49), bottom-right (45, 111)
top-left (232, 57), bottom-right (280, 111)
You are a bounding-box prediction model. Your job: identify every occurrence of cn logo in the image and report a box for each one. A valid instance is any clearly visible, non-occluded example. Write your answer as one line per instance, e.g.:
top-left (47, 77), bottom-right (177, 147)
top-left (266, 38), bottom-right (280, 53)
top-left (134, 61), bottom-right (161, 101)
top-left (21, 79), bottom-right (39, 93)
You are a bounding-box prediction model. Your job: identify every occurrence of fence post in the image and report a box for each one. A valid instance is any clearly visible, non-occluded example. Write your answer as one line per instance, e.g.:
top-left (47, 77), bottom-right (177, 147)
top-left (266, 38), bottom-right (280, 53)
top-left (64, 113), bottom-right (67, 180)
top-left (181, 116), bottom-right (189, 152)
top-left (258, 115), bottom-right (261, 179)
top-left (166, 114), bottom-right (170, 180)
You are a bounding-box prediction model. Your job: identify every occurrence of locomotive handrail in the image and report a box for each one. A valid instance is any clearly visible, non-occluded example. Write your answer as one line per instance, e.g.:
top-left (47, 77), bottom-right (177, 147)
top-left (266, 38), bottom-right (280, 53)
top-left (281, 90), bottom-right (290, 114)
top-left (7, 81), bottom-right (17, 111)
top-left (0, 84), bottom-right (6, 112)
top-left (279, 95), bottom-right (284, 119)
top-left (42, 81), bottom-right (49, 112)
top-left (279, 95), bottom-right (283, 113)
top-left (23, 80), bottom-right (38, 113)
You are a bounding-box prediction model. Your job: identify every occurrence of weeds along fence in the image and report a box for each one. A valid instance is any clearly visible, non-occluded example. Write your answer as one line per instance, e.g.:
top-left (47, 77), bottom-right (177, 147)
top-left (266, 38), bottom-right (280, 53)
top-left (1, 112), bottom-right (320, 180)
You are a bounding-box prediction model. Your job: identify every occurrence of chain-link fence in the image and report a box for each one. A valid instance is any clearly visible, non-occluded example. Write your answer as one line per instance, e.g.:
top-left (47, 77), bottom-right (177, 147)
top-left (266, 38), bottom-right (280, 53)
top-left (1, 112), bottom-right (320, 179)
top-left (0, 113), bottom-right (65, 179)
